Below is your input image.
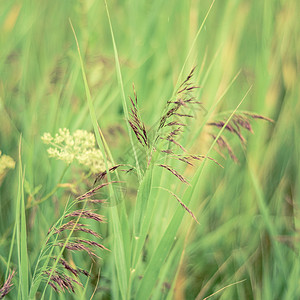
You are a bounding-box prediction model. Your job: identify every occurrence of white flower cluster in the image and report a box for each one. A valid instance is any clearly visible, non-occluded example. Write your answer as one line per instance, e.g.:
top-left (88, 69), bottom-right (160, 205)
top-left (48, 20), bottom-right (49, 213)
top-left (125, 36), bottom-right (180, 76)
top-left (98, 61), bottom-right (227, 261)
top-left (0, 150), bottom-right (15, 185)
top-left (41, 128), bottom-right (110, 173)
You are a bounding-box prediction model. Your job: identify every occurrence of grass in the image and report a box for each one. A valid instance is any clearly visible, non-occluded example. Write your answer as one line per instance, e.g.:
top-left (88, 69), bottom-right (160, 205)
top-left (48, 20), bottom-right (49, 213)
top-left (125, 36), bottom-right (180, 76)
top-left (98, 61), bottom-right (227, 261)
top-left (0, 0), bottom-right (299, 299)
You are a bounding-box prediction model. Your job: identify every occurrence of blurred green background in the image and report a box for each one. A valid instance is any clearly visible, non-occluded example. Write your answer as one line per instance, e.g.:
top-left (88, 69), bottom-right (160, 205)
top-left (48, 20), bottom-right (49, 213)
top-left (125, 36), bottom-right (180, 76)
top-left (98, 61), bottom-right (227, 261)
top-left (0, 0), bottom-right (299, 299)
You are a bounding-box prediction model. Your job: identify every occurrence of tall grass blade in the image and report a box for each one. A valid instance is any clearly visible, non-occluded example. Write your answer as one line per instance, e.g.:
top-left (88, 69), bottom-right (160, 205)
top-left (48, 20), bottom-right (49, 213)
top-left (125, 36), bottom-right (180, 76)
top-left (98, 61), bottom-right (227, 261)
top-left (104, 0), bottom-right (142, 180)
top-left (16, 137), bottom-right (29, 299)
top-left (69, 19), bottom-right (129, 299)
top-left (131, 166), bottom-right (153, 266)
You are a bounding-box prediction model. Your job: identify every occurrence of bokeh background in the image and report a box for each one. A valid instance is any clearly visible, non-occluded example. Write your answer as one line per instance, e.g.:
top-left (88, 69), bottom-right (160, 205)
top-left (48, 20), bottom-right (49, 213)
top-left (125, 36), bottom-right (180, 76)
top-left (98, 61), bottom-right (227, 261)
top-left (0, 0), bottom-right (299, 299)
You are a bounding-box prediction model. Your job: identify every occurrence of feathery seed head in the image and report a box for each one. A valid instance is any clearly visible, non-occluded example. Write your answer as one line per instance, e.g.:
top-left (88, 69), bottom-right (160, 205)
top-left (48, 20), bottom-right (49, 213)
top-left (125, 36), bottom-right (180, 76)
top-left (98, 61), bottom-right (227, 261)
top-left (0, 270), bottom-right (15, 299)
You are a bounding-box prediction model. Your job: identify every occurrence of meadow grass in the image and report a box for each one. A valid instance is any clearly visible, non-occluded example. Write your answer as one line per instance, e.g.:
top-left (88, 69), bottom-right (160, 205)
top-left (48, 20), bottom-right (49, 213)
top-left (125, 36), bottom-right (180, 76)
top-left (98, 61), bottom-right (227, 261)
top-left (0, 0), bottom-right (299, 299)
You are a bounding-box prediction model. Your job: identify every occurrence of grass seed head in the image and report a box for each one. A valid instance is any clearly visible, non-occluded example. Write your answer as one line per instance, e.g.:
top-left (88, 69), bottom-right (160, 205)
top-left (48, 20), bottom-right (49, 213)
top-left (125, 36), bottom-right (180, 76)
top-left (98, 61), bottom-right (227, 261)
top-left (44, 270), bottom-right (83, 293)
top-left (0, 270), bottom-right (15, 299)
top-left (55, 242), bottom-right (100, 259)
top-left (158, 164), bottom-right (189, 185)
top-left (94, 165), bottom-right (123, 183)
top-left (65, 209), bottom-right (106, 223)
top-left (128, 90), bottom-right (149, 149)
top-left (208, 112), bottom-right (273, 162)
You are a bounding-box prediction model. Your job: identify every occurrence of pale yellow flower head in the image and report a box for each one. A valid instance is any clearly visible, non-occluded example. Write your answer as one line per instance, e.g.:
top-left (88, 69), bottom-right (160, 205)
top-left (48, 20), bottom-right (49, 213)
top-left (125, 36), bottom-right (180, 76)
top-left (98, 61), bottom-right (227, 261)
top-left (0, 150), bottom-right (15, 185)
top-left (41, 128), bottom-right (110, 173)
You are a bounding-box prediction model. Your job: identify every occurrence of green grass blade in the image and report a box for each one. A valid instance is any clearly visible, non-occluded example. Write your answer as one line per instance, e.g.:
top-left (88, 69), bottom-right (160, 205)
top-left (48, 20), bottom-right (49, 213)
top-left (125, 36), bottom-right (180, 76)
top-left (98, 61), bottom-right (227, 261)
top-left (104, 0), bottom-right (142, 181)
top-left (5, 214), bottom-right (17, 279)
top-left (131, 166), bottom-right (153, 265)
top-left (69, 19), bottom-right (129, 300)
top-left (16, 137), bottom-right (29, 299)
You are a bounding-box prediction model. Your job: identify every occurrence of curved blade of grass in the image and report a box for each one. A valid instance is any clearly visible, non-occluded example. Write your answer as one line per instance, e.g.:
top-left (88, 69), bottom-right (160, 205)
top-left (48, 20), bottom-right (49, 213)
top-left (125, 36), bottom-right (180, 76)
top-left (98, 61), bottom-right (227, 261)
top-left (104, 0), bottom-right (142, 181)
top-left (202, 279), bottom-right (247, 300)
top-left (135, 88), bottom-right (251, 299)
top-left (5, 213), bottom-right (17, 280)
top-left (16, 137), bottom-right (29, 299)
top-left (69, 19), bottom-right (130, 299)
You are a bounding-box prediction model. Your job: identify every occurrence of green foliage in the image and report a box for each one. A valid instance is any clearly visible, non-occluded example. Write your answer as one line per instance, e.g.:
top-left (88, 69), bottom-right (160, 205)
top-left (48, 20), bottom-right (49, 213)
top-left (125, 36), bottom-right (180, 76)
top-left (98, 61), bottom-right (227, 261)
top-left (0, 0), bottom-right (299, 299)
